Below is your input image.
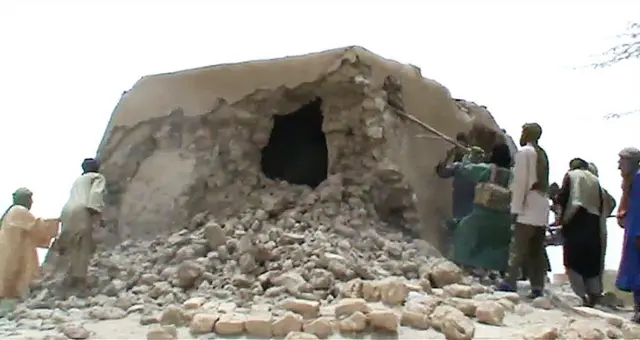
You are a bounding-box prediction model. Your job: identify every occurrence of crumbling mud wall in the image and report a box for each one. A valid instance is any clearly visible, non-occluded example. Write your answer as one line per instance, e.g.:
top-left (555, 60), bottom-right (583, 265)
top-left (97, 46), bottom-right (508, 252)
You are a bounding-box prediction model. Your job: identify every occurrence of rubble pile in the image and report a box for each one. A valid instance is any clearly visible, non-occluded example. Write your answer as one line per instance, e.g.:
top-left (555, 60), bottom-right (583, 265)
top-left (21, 173), bottom-right (463, 337)
top-left (18, 200), bottom-right (640, 339)
top-left (41, 175), bottom-right (448, 301)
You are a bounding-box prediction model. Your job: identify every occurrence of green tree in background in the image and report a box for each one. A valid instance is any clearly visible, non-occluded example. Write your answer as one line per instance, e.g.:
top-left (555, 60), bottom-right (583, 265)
top-left (593, 22), bottom-right (640, 119)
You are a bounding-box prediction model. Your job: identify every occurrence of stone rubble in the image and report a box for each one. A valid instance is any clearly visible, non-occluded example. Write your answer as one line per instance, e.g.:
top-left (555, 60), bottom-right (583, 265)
top-left (7, 203), bottom-right (640, 339)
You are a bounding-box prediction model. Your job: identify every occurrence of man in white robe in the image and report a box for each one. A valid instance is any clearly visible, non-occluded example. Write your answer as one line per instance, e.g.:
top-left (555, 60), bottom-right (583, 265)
top-left (46, 158), bottom-right (106, 290)
top-left (498, 123), bottom-right (550, 298)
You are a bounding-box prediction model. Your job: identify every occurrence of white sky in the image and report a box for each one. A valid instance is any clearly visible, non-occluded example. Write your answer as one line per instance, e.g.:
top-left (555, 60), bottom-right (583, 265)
top-left (1, 1), bottom-right (639, 271)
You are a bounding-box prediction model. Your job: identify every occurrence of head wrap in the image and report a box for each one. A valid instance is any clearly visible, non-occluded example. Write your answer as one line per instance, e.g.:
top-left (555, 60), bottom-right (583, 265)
top-left (569, 158), bottom-right (589, 170)
top-left (12, 187), bottom-right (33, 206)
top-left (464, 146), bottom-right (485, 163)
top-left (470, 146), bottom-right (485, 156)
top-left (521, 123), bottom-right (543, 144)
top-left (619, 147), bottom-right (640, 161)
top-left (82, 158), bottom-right (100, 174)
top-left (0, 187), bottom-right (33, 226)
top-left (489, 143), bottom-right (512, 168)
top-left (618, 147), bottom-right (640, 176)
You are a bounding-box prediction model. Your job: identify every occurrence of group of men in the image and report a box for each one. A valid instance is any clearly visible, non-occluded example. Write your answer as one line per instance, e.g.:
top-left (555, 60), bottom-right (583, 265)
top-left (436, 125), bottom-right (551, 285)
top-left (436, 122), bottom-right (628, 308)
top-left (0, 158), bottom-right (106, 312)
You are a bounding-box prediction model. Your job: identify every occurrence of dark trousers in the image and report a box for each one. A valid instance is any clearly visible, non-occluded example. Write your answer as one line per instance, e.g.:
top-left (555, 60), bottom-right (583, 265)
top-left (521, 249), bottom-right (551, 279)
top-left (505, 223), bottom-right (547, 290)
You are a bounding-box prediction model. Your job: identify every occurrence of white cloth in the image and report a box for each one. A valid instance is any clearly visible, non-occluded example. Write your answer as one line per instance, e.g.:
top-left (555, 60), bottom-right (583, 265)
top-left (563, 169), bottom-right (602, 223)
top-left (61, 172), bottom-right (107, 218)
top-left (510, 143), bottom-right (550, 226)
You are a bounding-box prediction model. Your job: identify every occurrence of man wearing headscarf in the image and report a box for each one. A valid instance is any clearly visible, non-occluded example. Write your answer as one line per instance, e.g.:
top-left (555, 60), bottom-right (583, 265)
top-left (587, 161), bottom-right (616, 296)
top-left (436, 145), bottom-right (486, 220)
top-left (614, 147), bottom-right (640, 322)
top-left (498, 123), bottom-right (550, 298)
top-left (554, 158), bottom-right (605, 306)
top-left (0, 188), bottom-right (57, 313)
top-left (436, 143), bottom-right (485, 261)
top-left (445, 143), bottom-right (514, 278)
top-left (48, 158), bottom-right (106, 291)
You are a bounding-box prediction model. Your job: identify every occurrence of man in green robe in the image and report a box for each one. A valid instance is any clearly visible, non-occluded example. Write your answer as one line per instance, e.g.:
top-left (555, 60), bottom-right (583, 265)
top-left (443, 143), bottom-right (514, 275)
top-left (436, 145), bottom-right (485, 262)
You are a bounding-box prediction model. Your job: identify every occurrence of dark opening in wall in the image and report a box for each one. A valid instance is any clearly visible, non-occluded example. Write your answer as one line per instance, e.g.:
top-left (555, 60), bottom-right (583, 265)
top-left (260, 98), bottom-right (328, 188)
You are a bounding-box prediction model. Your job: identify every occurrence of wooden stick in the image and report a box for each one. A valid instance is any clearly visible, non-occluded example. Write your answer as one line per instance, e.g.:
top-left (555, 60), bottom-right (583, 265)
top-left (391, 109), bottom-right (471, 153)
top-left (415, 134), bottom-right (445, 139)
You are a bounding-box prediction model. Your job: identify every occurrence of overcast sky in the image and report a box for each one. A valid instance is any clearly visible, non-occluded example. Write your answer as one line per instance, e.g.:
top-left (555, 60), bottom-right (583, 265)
top-left (1, 1), bottom-right (639, 270)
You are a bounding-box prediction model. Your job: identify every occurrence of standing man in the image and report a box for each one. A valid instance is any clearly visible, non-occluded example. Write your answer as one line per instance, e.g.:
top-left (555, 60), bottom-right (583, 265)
top-left (0, 188), bottom-right (56, 314)
top-left (436, 142), bottom-right (484, 262)
top-left (614, 147), bottom-right (640, 322)
top-left (555, 158), bottom-right (604, 306)
top-left (445, 143), bottom-right (514, 278)
top-left (436, 145), bottom-right (485, 222)
top-left (49, 158), bottom-right (106, 291)
top-left (498, 123), bottom-right (550, 298)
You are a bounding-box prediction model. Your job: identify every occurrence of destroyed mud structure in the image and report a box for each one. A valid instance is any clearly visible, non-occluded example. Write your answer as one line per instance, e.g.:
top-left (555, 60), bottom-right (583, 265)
top-left (96, 46), bottom-right (509, 253)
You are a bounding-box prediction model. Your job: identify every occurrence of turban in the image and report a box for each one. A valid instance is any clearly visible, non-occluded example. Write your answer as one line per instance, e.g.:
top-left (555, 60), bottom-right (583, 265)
top-left (522, 123), bottom-right (543, 143)
top-left (619, 147), bottom-right (640, 161)
top-left (82, 158), bottom-right (100, 174)
top-left (12, 187), bottom-right (32, 206)
top-left (569, 158), bottom-right (589, 170)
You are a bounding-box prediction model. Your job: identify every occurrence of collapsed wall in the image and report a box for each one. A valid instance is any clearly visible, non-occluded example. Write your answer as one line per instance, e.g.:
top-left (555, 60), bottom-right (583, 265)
top-left (96, 46), bottom-right (507, 253)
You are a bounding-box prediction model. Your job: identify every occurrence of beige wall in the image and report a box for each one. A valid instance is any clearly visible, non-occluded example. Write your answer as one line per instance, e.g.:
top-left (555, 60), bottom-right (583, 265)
top-left (97, 46), bottom-right (504, 251)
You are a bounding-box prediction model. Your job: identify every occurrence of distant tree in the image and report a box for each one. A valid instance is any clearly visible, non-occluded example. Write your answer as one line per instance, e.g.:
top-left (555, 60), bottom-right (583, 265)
top-left (591, 22), bottom-right (639, 119)
top-left (593, 22), bottom-right (640, 68)
top-left (604, 109), bottom-right (640, 120)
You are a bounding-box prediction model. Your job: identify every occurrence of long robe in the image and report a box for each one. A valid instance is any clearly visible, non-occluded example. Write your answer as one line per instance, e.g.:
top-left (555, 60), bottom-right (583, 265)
top-left (557, 169), bottom-right (603, 279)
top-left (616, 170), bottom-right (640, 292)
top-left (451, 162), bottom-right (513, 271)
top-left (49, 172), bottom-right (106, 279)
top-left (0, 206), bottom-right (57, 299)
top-left (510, 143), bottom-right (550, 227)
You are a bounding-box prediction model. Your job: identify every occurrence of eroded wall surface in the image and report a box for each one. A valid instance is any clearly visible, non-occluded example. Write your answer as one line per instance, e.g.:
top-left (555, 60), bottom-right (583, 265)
top-left (98, 47), bottom-right (506, 252)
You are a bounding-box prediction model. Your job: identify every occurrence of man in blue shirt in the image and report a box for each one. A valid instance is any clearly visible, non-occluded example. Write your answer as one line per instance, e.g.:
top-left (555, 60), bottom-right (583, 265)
top-left (436, 145), bottom-right (485, 221)
top-left (435, 141), bottom-right (485, 262)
